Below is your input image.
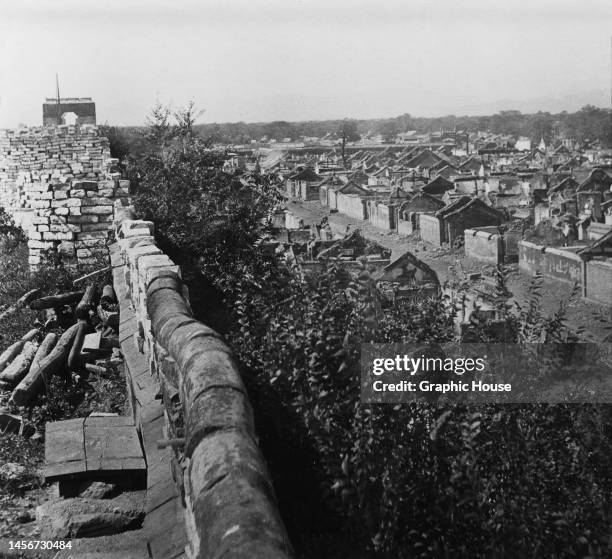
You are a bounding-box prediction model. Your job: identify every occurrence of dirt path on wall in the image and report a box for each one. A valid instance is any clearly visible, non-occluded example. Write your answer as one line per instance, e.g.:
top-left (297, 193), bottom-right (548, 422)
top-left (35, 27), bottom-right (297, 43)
top-left (285, 200), bottom-right (612, 343)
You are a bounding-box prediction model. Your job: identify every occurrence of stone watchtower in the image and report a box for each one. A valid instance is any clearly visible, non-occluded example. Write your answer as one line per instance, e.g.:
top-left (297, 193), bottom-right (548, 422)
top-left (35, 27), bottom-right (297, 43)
top-left (42, 98), bottom-right (96, 127)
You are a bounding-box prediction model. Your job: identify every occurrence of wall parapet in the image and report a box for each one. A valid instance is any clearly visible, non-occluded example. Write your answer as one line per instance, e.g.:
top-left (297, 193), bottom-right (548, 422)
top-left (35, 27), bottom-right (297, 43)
top-left (518, 240), bottom-right (584, 285)
top-left (114, 214), bottom-right (293, 559)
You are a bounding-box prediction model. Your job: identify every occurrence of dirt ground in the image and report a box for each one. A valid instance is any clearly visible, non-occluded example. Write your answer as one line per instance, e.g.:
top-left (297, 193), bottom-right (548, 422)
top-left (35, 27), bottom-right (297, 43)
top-left (286, 199), bottom-right (612, 343)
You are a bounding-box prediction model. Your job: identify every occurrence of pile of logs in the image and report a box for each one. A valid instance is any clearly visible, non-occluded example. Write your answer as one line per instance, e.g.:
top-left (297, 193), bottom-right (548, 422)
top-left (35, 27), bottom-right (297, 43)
top-left (0, 279), bottom-right (120, 407)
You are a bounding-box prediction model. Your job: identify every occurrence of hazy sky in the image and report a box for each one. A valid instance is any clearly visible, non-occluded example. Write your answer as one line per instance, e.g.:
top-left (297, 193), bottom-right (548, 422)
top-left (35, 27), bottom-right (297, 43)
top-left (0, 0), bottom-right (610, 127)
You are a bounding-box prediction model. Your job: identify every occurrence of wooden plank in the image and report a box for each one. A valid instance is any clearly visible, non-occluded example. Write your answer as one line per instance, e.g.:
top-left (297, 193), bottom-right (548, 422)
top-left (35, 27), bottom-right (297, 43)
top-left (44, 416), bottom-right (145, 482)
top-left (82, 332), bottom-right (102, 352)
top-left (99, 458), bottom-right (131, 471)
top-left (121, 458), bottom-right (147, 470)
top-left (84, 422), bottom-right (144, 470)
top-left (84, 415), bottom-right (135, 428)
top-left (46, 418), bottom-right (84, 433)
top-left (45, 419), bottom-right (85, 466)
top-left (45, 461), bottom-right (87, 480)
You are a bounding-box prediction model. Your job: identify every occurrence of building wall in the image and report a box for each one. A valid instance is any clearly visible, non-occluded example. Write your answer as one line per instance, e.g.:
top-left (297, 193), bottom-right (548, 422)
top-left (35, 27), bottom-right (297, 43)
top-left (0, 125), bottom-right (125, 268)
top-left (518, 241), bottom-right (583, 284)
top-left (300, 181), bottom-right (320, 201)
top-left (464, 228), bottom-right (503, 265)
top-left (285, 211), bottom-right (304, 230)
top-left (42, 101), bottom-right (96, 126)
top-left (533, 204), bottom-right (549, 225)
top-left (368, 201), bottom-right (395, 230)
top-left (337, 192), bottom-right (367, 220)
top-left (328, 189), bottom-right (338, 210)
top-left (587, 223), bottom-right (612, 241)
top-left (397, 218), bottom-right (414, 236)
top-left (319, 185), bottom-right (329, 206)
top-left (502, 231), bottom-right (521, 262)
top-left (446, 207), bottom-right (503, 247)
top-left (585, 259), bottom-right (612, 306)
top-left (419, 214), bottom-right (443, 246)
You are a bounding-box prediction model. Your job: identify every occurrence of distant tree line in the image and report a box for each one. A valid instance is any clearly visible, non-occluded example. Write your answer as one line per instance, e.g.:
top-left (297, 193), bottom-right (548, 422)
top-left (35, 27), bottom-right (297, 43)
top-left (191, 105), bottom-right (611, 147)
top-left (108, 105), bottom-right (611, 160)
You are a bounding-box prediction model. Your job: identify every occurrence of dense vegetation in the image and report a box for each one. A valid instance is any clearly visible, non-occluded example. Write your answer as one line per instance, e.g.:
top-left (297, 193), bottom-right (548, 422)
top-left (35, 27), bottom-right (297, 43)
top-left (115, 105), bottom-right (611, 154)
top-left (132, 105), bottom-right (612, 559)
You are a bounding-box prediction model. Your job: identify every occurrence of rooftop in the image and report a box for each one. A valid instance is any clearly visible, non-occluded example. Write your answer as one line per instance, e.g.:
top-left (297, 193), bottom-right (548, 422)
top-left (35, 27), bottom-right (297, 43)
top-left (44, 97), bottom-right (94, 103)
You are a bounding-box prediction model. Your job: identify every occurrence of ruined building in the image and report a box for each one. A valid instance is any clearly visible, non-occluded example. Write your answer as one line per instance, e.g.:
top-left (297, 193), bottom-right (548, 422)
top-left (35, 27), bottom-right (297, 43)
top-left (42, 97), bottom-right (96, 126)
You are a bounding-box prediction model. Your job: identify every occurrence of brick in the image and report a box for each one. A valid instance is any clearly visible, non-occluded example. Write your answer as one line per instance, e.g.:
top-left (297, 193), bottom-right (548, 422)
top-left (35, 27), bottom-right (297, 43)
top-left (42, 231), bottom-right (75, 241)
top-left (76, 231), bottom-right (107, 241)
top-left (82, 223), bottom-right (112, 232)
top-left (81, 206), bottom-right (113, 215)
top-left (51, 198), bottom-right (81, 208)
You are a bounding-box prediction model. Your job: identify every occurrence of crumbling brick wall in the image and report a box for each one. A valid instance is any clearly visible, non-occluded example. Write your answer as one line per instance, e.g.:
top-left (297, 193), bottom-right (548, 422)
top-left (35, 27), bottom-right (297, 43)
top-left (0, 125), bottom-right (128, 267)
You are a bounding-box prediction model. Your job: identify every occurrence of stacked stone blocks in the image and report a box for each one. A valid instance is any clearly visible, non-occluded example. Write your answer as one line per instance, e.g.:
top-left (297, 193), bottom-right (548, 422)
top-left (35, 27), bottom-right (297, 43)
top-left (0, 125), bottom-right (128, 267)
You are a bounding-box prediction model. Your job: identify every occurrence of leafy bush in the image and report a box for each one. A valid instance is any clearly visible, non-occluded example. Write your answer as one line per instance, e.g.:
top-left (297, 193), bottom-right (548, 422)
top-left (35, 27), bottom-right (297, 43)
top-left (133, 105), bottom-right (612, 559)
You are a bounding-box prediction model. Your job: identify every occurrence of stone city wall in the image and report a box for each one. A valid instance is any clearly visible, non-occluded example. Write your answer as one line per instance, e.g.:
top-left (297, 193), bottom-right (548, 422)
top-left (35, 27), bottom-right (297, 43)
top-left (113, 216), bottom-right (293, 559)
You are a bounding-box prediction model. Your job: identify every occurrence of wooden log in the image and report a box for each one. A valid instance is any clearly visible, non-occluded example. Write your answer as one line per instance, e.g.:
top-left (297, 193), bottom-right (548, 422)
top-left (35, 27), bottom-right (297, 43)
top-left (10, 323), bottom-right (80, 406)
top-left (0, 289), bottom-right (40, 320)
top-left (0, 341), bottom-right (39, 385)
top-left (0, 289), bottom-right (41, 322)
top-left (17, 289), bottom-right (42, 308)
top-left (21, 329), bottom-right (40, 343)
top-left (84, 363), bottom-right (107, 375)
top-left (68, 320), bottom-right (90, 371)
top-left (72, 267), bottom-right (111, 287)
top-left (75, 286), bottom-right (98, 320)
top-left (100, 285), bottom-right (117, 307)
top-left (0, 341), bottom-right (24, 374)
top-left (30, 291), bottom-right (85, 311)
top-left (32, 333), bottom-right (58, 370)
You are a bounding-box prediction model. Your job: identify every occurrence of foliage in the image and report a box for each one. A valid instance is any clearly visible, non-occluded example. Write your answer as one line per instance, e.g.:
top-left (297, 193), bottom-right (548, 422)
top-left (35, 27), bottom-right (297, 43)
top-left (98, 124), bottom-right (131, 160)
top-left (133, 105), bottom-right (612, 559)
top-left (133, 103), bottom-right (282, 274)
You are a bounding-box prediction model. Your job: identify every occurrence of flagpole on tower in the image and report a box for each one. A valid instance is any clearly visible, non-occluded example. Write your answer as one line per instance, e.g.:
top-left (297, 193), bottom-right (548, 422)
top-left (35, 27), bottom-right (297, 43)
top-left (55, 74), bottom-right (61, 125)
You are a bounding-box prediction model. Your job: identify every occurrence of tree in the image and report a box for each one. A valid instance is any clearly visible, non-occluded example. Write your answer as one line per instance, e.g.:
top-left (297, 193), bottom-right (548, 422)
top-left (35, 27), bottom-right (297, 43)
top-left (337, 119), bottom-right (361, 168)
top-left (376, 119), bottom-right (400, 143)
